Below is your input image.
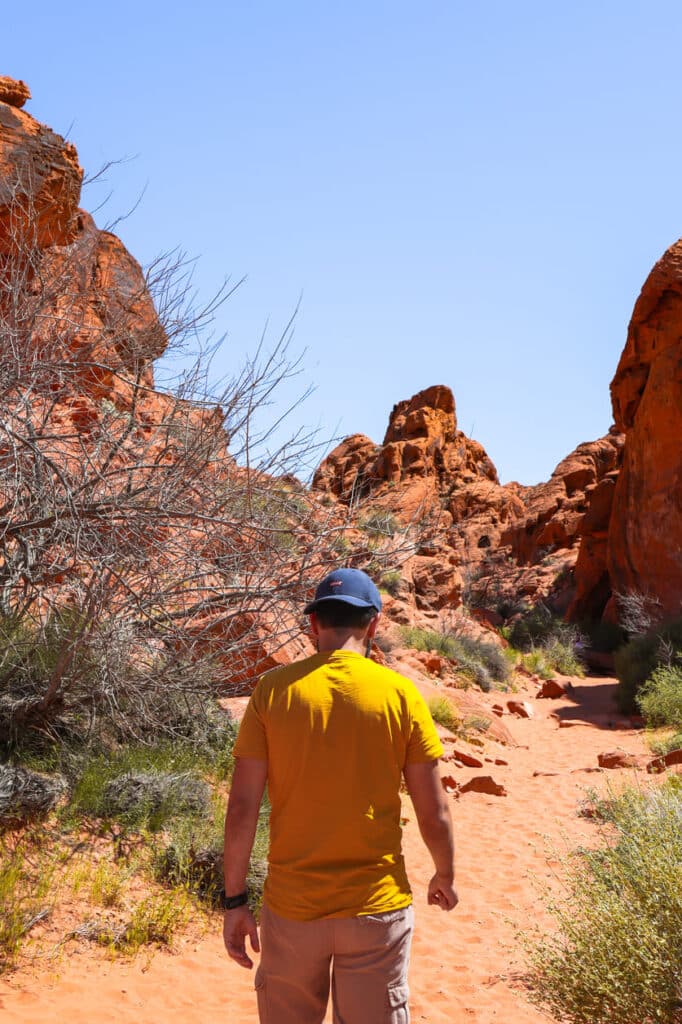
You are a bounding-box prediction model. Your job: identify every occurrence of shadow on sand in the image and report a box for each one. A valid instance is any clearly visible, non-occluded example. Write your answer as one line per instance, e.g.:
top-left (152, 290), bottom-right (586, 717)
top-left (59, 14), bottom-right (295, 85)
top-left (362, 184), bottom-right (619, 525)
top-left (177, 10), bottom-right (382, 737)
top-left (551, 675), bottom-right (636, 732)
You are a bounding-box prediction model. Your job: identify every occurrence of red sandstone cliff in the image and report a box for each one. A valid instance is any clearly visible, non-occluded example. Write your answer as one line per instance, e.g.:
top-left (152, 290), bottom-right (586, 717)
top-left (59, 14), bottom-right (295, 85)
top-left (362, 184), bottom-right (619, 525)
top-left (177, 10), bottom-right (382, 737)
top-left (604, 240), bottom-right (682, 620)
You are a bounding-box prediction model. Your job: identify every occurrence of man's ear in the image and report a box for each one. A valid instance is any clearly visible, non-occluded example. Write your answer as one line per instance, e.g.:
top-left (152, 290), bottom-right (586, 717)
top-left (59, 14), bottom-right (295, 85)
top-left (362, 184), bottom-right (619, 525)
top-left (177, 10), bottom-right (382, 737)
top-left (367, 613), bottom-right (381, 638)
top-left (309, 613), bottom-right (320, 637)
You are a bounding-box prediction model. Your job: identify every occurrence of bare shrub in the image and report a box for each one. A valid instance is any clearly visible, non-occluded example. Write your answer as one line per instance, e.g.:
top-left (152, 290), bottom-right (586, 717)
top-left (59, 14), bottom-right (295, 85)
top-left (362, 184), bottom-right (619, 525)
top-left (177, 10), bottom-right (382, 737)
top-left (0, 181), bottom-right (367, 754)
top-left (616, 590), bottom-right (664, 637)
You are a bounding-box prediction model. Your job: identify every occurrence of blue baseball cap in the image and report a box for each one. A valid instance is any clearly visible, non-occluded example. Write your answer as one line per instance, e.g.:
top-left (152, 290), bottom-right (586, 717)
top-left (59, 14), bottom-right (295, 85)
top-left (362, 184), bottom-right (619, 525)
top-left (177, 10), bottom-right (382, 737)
top-left (304, 568), bottom-right (382, 615)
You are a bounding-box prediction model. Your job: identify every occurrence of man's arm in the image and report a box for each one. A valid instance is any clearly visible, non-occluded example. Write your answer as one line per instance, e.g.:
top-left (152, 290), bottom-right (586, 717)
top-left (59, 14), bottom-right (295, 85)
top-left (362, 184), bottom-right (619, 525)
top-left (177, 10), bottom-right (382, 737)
top-left (403, 758), bottom-right (458, 911)
top-left (223, 756), bottom-right (268, 968)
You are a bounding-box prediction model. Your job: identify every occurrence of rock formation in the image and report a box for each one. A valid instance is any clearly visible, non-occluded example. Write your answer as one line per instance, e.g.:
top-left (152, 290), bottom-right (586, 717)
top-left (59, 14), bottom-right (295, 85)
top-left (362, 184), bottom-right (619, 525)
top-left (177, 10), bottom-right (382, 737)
top-left (0, 79), bottom-right (82, 251)
top-left (3, 68), bottom-right (679, 702)
top-left (605, 240), bottom-right (682, 620)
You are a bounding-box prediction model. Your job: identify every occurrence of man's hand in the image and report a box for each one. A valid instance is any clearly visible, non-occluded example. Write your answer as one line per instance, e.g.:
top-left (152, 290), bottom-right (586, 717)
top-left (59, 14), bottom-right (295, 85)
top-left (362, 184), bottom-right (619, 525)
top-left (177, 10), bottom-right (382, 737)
top-left (427, 872), bottom-right (459, 911)
top-left (223, 905), bottom-right (260, 969)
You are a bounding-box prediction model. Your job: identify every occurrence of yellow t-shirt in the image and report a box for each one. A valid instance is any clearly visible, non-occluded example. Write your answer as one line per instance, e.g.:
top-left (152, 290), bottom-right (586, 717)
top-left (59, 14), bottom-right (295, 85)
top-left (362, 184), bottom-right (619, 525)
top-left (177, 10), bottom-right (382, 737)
top-left (233, 649), bottom-right (443, 921)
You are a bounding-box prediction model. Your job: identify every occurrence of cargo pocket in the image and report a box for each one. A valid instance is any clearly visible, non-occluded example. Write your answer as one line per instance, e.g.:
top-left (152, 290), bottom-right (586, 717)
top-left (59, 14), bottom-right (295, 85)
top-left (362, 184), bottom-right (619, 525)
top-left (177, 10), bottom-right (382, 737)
top-left (254, 966), bottom-right (268, 1021)
top-left (387, 982), bottom-right (410, 1023)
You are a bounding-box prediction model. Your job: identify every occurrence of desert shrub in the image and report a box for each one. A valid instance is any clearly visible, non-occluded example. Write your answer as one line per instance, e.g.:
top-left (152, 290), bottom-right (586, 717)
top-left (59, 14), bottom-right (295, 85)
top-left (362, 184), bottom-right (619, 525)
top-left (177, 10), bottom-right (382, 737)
top-left (527, 782), bottom-right (682, 1023)
top-left (85, 889), bottom-right (191, 954)
top-left (505, 605), bottom-right (582, 651)
top-left (0, 766), bottom-right (67, 825)
top-left (157, 791), bottom-right (270, 913)
top-left (379, 570), bottom-right (402, 597)
top-left (89, 860), bottom-right (127, 909)
top-left (520, 649), bottom-right (555, 680)
top-left (119, 891), bottom-right (190, 951)
top-left (399, 626), bottom-right (509, 692)
top-left (463, 713), bottom-right (492, 735)
top-left (649, 731), bottom-right (682, 757)
top-left (154, 792), bottom-right (226, 901)
top-left (64, 719), bottom-right (235, 828)
top-left (101, 772), bottom-right (211, 830)
top-left (358, 511), bottom-right (399, 538)
top-left (580, 619), bottom-right (627, 654)
top-left (614, 617), bottom-right (682, 713)
top-left (541, 637), bottom-right (585, 677)
top-left (504, 606), bottom-right (585, 678)
top-left (637, 665), bottom-right (682, 730)
top-left (399, 626), bottom-right (456, 658)
top-left (617, 590), bottom-right (664, 637)
top-left (427, 697), bottom-right (461, 733)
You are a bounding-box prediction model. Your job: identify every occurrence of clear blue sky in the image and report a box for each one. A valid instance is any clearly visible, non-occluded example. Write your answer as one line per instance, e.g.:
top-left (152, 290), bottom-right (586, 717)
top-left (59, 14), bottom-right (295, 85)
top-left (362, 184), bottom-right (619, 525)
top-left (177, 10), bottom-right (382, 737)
top-left (7, 2), bottom-right (682, 484)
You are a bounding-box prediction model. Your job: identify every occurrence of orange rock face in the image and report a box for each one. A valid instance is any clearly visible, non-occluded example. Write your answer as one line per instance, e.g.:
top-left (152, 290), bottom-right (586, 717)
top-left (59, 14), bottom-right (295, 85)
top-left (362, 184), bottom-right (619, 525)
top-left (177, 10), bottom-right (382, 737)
top-left (36, 210), bottom-right (167, 400)
top-left (0, 76), bottom-right (31, 108)
top-left (606, 239), bottom-right (682, 619)
top-left (0, 82), bottom-right (82, 251)
top-left (502, 434), bottom-right (624, 566)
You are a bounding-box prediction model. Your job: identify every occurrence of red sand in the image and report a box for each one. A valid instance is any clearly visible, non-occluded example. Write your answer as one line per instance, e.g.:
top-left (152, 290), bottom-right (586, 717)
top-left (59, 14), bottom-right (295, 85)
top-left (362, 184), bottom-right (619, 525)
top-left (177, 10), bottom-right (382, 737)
top-left (0, 675), bottom-right (653, 1023)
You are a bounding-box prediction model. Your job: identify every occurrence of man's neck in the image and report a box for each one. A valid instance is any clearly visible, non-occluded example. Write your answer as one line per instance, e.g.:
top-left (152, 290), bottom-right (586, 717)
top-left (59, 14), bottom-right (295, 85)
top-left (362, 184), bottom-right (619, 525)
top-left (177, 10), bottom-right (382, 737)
top-left (317, 633), bottom-right (367, 655)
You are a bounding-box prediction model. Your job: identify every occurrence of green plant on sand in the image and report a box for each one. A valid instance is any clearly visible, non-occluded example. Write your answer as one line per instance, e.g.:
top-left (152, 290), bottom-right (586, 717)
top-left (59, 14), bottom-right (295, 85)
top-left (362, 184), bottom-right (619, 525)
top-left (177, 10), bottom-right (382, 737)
top-left (526, 780), bottom-right (682, 1024)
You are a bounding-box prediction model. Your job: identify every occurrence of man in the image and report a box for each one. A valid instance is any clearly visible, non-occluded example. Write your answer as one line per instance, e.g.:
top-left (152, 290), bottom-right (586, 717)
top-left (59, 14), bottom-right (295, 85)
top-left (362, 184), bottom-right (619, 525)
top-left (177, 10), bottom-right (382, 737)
top-left (223, 567), bottom-right (457, 1023)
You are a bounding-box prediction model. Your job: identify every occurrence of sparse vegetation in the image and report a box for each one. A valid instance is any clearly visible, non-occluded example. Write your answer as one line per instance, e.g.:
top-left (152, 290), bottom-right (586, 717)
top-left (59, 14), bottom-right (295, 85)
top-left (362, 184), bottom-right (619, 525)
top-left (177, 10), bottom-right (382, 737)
top-left (358, 511), bottom-right (399, 538)
top-left (526, 780), bottom-right (682, 1024)
top-left (0, 713), bottom-right (272, 971)
top-left (614, 616), bottom-right (682, 713)
top-left (0, 830), bottom-right (57, 970)
top-left (379, 570), bottom-right (403, 597)
top-left (427, 696), bottom-right (461, 733)
top-left (637, 665), bottom-right (682, 730)
top-left (649, 731), bottom-right (682, 757)
top-left (399, 626), bottom-right (510, 692)
top-left (502, 605), bottom-right (585, 678)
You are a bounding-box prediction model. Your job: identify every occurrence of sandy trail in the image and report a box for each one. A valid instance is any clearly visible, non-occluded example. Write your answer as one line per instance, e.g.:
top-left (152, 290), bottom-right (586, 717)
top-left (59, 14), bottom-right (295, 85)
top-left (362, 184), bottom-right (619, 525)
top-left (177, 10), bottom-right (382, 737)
top-left (0, 674), bottom-right (651, 1023)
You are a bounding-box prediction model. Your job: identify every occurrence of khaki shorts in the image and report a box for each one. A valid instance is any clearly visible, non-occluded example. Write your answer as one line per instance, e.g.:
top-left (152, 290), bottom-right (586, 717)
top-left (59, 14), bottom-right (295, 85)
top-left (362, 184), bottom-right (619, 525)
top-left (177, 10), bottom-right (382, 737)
top-left (255, 903), bottom-right (414, 1024)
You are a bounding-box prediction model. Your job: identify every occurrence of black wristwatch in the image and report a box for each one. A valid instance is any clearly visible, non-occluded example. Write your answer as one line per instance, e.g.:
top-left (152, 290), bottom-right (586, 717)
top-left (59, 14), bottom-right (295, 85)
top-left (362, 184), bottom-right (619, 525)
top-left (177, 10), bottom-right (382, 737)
top-left (220, 890), bottom-right (249, 911)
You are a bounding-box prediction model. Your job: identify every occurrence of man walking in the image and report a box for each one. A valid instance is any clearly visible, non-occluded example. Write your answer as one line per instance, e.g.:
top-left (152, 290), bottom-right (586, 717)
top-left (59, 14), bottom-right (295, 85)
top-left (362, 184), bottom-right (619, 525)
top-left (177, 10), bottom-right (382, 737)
top-left (223, 567), bottom-right (457, 1023)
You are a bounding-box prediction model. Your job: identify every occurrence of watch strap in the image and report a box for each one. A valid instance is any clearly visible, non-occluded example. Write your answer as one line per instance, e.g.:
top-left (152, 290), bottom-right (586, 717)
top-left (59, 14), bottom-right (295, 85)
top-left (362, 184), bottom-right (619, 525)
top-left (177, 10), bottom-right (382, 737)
top-left (220, 890), bottom-right (249, 910)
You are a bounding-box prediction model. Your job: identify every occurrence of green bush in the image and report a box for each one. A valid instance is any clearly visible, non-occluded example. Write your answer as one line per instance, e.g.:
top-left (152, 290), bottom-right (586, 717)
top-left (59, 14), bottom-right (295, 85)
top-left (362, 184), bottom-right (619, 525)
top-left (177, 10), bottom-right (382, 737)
top-left (63, 715), bottom-right (236, 828)
top-left (503, 607), bottom-right (585, 678)
top-left (541, 637), bottom-right (585, 677)
top-left (614, 616), bottom-right (682, 713)
top-left (427, 697), bottom-right (461, 733)
top-left (399, 626), bottom-right (509, 692)
top-left (521, 649), bottom-right (554, 680)
top-left (637, 665), bottom-right (682, 730)
top-left (527, 781), bottom-right (682, 1023)
top-left (379, 570), bottom-right (402, 597)
top-left (504, 605), bottom-right (575, 650)
top-left (399, 626), bottom-right (456, 659)
top-left (650, 731), bottom-right (682, 757)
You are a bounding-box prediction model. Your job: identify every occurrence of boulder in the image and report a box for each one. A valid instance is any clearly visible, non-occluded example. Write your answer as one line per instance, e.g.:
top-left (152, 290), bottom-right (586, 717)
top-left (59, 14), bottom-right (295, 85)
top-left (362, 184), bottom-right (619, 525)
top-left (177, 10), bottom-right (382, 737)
top-left (647, 748), bottom-right (682, 774)
top-left (537, 678), bottom-right (569, 699)
top-left (459, 775), bottom-right (507, 797)
top-left (447, 748), bottom-right (484, 768)
top-left (597, 750), bottom-right (641, 769)
top-left (507, 699), bottom-right (533, 718)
